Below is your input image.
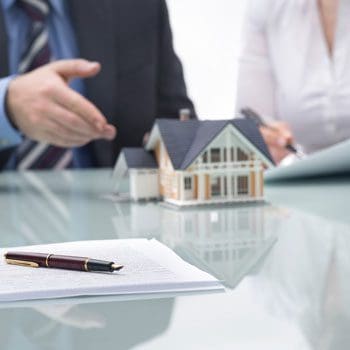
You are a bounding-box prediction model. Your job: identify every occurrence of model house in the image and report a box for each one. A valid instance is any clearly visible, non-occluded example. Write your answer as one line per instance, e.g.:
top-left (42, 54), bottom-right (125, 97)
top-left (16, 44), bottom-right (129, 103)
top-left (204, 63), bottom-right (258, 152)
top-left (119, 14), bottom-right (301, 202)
top-left (113, 118), bottom-right (274, 207)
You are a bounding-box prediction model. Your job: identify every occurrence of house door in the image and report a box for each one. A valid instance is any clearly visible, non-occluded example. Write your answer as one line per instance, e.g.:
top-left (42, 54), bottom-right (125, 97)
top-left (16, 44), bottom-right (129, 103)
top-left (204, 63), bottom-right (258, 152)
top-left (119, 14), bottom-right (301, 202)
top-left (237, 175), bottom-right (249, 196)
top-left (231, 176), bottom-right (235, 197)
top-left (211, 176), bottom-right (221, 197)
top-left (183, 176), bottom-right (194, 200)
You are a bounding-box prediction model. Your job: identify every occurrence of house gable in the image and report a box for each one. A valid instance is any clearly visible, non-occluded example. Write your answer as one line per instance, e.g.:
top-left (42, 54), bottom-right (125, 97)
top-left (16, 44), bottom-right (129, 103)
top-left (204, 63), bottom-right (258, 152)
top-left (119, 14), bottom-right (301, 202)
top-left (156, 139), bottom-right (174, 172)
top-left (146, 119), bottom-right (200, 169)
top-left (182, 124), bottom-right (273, 170)
top-left (113, 148), bottom-right (158, 190)
top-left (146, 125), bottom-right (174, 172)
top-left (113, 151), bottom-right (128, 191)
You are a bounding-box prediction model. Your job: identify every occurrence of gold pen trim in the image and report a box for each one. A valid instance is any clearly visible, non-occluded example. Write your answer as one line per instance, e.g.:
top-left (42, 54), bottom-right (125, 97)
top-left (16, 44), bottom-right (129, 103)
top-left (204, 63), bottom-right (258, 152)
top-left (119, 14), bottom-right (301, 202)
top-left (5, 259), bottom-right (39, 268)
top-left (46, 254), bottom-right (52, 268)
top-left (84, 258), bottom-right (89, 272)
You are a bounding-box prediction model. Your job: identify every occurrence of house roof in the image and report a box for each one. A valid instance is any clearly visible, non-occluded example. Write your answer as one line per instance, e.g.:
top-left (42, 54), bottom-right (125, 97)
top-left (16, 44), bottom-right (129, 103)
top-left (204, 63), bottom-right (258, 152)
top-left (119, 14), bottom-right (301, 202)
top-left (122, 148), bottom-right (157, 169)
top-left (150, 118), bottom-right (274, 170)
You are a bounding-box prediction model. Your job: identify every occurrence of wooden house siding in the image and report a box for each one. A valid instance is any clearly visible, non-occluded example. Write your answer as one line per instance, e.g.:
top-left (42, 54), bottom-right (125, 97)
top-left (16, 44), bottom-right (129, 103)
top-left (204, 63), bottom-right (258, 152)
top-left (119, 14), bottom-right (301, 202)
top-left (260, 171), bottom-right (264, 197)
top-left (155, 142), bottom-right (161, 164)
top-left (194, 175), bottom-right (198, 199)
top-left (250, 171), bottom-right (256, 197)
top-left (205, 175), bottom-right (210, 200)
top-left (157, 140), bottom-right (180, 200)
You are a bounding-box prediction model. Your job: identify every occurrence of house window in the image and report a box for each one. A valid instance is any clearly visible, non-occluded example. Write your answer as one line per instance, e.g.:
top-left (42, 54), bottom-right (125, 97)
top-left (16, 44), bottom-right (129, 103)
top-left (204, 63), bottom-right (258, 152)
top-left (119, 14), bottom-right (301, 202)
top-left (202, 151), bottom-right (208, 163)
top-left (211, 176), bottom-right (221, 197)
top-left (230, 147), bottom-right (235, 162)
top-left (211, 148), bottom-right (221, 163)
top-left (237, 148), bottom-right (249, 161)
top-left (231, 176), bottom-right (235, 196)
top-left (223, 148), bottom-right (227, 162)
top-left (237, 176), bottom-right (249, 195)
top-left (184, 177), bottom-right (192, 190)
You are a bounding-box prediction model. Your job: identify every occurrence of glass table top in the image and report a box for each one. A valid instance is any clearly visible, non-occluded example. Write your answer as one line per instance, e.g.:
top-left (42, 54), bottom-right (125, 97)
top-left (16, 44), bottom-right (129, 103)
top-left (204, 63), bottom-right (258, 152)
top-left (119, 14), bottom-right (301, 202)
top-left (0, 170), bottom-right (350, 349)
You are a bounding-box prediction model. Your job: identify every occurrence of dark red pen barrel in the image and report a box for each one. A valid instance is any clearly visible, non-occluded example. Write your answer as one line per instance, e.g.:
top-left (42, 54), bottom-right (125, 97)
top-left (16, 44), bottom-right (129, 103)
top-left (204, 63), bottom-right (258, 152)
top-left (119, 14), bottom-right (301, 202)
top-left (48, 255), bottom-right (87, 271)
top-left (5, 252), bottom-right (48, 267)
top-left (5, 252), bottom-right (115, 272)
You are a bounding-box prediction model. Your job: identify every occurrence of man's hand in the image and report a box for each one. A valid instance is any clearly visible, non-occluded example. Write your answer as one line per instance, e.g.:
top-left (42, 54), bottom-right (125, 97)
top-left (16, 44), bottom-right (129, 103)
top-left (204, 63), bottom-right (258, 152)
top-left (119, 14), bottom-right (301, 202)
top-left (6, 59), bottom-right (117, 148)
top-left (260, 121), bottom-right (294, 164)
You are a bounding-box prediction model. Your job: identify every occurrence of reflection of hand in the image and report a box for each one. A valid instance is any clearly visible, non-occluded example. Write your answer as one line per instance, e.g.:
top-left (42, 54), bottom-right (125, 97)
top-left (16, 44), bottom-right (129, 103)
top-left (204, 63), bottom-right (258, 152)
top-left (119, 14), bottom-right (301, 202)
top-left (260, 122), bottom-right (294, 164)
top-left (6, 59), bottom-right (117, 147)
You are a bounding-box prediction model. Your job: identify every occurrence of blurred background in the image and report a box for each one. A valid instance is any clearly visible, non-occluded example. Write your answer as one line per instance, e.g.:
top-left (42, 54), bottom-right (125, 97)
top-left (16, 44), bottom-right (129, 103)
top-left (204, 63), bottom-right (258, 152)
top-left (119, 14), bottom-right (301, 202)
top-left (167, 0), bottom-right (247, 119)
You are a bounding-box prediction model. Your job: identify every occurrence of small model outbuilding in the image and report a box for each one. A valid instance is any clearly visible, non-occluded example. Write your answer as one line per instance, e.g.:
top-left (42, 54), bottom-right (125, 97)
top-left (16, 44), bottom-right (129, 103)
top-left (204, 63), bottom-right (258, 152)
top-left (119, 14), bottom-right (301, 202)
top-left (113, 118), bottom-right (274, 206)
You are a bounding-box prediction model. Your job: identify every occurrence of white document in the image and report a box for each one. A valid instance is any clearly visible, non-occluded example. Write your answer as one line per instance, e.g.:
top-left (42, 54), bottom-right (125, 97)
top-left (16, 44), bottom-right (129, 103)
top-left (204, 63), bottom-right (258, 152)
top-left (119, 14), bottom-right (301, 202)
top-left (0, 239), bottom-right (223, 302)
top-left (265, 138), bottom-right (350, 181)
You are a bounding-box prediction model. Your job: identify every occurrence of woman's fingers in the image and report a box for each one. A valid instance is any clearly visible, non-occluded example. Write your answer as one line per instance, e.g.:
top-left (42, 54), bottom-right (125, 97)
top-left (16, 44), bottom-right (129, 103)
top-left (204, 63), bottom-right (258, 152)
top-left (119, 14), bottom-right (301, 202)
top-left (260, 122), bottom-right (295, 164)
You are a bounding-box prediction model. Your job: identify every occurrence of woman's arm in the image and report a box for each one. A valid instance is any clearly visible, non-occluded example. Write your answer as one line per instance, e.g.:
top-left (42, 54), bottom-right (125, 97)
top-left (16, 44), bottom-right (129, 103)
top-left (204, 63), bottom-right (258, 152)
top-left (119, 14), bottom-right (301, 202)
top-left (236, 1), bottom-right (294, 163)
top-left (236, 0), bottom-right (276, 118)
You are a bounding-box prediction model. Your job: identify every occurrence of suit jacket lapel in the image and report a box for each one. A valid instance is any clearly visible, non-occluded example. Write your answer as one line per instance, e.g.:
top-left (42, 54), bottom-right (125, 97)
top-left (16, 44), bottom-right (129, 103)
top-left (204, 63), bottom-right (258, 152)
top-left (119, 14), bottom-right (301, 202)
top-left (0, 8), bottom-right (9, 77)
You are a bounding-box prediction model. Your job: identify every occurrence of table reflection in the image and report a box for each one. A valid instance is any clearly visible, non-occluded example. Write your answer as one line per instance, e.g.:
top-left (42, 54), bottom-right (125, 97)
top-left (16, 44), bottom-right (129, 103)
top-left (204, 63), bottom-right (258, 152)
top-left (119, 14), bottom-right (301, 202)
top-left (0, 170), bottom-right (117, 247)
top-left (1, 170), bottom-right (350, 349)
top-left (0, 298), bottom-right (174, 350)
top-left (111, 201), bottom-right (281, 288)
top-left (243, 207), bottom-right (350, 349)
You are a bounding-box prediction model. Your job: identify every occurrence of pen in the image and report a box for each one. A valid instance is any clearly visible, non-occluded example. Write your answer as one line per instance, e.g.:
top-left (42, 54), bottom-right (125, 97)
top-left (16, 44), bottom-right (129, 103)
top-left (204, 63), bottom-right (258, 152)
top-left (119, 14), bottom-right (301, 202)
top-left (240, 107), bottom-right (303, 156)
top-left (4, 252), bottom-right (124, 273)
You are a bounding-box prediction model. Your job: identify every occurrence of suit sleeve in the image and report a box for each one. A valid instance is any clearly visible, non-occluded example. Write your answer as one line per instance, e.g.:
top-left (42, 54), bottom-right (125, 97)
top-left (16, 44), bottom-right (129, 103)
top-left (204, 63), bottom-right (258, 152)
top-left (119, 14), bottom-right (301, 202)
top-left (0, 76), bottom-right (21, 148)
top-left (156, 0), bottom-right (196, 119)
top-left (235, 0), bottom-right (277, 120)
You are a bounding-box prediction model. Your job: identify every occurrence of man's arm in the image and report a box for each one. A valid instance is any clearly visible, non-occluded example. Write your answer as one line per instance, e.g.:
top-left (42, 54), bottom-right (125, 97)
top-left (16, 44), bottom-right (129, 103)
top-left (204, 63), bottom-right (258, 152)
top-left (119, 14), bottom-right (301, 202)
top-left (157, 0), bottom-right (196, 119)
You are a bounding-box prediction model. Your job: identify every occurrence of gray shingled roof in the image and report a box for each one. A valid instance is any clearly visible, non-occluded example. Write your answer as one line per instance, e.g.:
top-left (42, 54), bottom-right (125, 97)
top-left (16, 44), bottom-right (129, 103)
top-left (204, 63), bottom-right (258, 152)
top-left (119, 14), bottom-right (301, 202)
top-left (156, 119), bottom-right (199, 169)
top-left (122, 148), bottom-right (157, 169)
top-left (155, 118), bottom-right (274, 170)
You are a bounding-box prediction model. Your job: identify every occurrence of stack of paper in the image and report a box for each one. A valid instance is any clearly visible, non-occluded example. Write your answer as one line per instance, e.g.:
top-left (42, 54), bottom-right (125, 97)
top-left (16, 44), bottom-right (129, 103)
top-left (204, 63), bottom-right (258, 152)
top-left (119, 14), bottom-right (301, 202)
top-left (0, 239), bottom-right (223, 302)
top-left (265, 138), bottom-right (350, 181)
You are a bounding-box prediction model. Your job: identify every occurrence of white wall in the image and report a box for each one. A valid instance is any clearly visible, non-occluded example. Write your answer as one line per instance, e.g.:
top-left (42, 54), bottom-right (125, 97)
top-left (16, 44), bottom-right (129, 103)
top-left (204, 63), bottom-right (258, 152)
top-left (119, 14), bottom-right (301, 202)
top-left (167, 0), bottom-right (246, 120)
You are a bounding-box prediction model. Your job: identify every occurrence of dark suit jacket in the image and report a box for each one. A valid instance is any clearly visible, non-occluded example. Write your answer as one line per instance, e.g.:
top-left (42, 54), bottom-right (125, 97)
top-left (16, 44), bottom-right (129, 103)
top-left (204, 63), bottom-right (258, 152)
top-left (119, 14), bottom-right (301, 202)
top-left (0, 0), bottom-right (195, 168)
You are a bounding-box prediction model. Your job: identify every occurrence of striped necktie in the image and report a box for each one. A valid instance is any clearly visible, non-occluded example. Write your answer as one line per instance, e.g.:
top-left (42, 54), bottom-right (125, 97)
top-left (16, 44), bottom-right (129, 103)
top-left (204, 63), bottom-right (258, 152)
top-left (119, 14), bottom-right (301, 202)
top-left (16, 0), bottom-right (73, 170)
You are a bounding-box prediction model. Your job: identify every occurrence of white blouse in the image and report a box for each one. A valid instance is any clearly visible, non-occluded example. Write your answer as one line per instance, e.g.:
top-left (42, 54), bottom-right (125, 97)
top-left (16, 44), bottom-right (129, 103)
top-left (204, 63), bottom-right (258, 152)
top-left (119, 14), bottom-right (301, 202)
top-left (236, 0), bottom-right (350, 153)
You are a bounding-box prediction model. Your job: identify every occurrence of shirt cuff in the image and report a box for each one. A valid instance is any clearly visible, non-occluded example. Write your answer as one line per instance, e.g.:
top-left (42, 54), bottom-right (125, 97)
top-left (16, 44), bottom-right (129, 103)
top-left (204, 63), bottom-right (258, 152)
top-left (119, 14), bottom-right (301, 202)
top-left (0, 76), bottom-right (22, 149)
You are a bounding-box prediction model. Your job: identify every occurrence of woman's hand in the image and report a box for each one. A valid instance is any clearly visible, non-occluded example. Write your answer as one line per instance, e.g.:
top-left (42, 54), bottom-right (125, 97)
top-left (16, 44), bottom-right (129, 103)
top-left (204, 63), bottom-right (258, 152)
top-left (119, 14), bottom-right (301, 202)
top-left (260, 122), bottom-right (294, 164)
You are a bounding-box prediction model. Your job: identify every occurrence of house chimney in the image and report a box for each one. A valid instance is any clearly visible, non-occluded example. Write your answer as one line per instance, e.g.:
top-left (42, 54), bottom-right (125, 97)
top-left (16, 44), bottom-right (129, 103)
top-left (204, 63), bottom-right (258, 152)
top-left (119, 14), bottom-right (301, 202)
top-left (179, 108), bottom-right (191, 121)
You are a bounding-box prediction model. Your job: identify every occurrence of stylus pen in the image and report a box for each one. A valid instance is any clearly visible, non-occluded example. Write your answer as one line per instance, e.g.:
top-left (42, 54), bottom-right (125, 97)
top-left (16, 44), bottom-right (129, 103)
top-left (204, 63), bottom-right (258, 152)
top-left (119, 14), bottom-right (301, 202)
top-left (240, 107), bottom-right (301, 155)
top-left (4, 252), bottom-right (124, 273)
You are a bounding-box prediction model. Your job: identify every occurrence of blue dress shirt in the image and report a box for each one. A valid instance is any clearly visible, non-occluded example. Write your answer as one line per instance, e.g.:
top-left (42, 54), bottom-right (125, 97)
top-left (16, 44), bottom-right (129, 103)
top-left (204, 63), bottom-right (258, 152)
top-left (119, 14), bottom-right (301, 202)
top-left (0, 0), bottom-right (92, 168)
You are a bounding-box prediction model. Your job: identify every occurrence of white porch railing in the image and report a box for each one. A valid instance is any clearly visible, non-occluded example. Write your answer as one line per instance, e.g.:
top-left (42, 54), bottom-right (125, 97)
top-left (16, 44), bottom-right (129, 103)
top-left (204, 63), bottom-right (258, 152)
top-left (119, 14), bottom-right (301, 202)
top-left (192, 161), bottom-right (262, 172)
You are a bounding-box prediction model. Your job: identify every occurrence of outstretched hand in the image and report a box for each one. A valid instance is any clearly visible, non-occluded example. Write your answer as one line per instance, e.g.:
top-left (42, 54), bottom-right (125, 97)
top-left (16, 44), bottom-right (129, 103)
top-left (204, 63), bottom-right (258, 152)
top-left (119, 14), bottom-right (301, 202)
top-left (6, 59), bottom-right (117, 147)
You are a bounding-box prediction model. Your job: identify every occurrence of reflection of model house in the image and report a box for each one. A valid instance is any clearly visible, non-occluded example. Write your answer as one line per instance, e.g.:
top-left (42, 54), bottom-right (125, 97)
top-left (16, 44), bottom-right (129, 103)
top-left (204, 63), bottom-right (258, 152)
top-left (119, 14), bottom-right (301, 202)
top-left (160, 206), bottom-right (274, 287)
top-left (161, 207), bottom-right (267, 252)
top-left (114, 119), bottom-right (274, 206)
